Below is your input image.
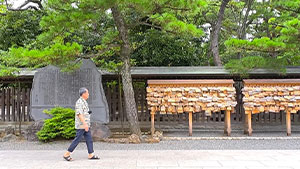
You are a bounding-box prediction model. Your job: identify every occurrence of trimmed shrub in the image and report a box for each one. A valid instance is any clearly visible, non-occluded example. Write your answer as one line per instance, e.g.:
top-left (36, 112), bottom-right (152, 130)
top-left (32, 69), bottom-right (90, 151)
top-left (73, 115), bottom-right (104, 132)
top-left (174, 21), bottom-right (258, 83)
top-left (37, 107), bottom-right (76, 142)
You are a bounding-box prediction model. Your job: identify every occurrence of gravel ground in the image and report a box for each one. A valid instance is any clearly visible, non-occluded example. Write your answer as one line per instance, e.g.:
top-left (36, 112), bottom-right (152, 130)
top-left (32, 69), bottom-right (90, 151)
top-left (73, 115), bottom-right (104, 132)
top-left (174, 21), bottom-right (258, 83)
top-left (1, 131), bottom-right (300, 151)
top-left (1, 139), bottom-right (300, 150)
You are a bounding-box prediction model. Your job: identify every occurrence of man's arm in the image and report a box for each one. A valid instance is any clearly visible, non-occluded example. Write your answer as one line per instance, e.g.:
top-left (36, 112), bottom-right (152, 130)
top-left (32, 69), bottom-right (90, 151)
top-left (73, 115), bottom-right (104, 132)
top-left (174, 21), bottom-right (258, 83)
top-left (78, 114), bottom-right (89, 131)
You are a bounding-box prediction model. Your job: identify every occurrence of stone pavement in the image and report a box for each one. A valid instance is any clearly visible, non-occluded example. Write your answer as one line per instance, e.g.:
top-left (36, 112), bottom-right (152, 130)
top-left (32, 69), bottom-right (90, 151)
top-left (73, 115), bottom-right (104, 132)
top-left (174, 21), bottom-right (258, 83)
top-left (1, 150), bottom-right (300, 169)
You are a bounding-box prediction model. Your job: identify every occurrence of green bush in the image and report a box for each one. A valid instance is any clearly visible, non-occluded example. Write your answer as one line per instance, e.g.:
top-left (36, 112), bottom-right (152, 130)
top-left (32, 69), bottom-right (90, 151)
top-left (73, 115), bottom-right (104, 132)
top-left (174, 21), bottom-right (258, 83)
top-left (37, 107), bottom-right (76, 142)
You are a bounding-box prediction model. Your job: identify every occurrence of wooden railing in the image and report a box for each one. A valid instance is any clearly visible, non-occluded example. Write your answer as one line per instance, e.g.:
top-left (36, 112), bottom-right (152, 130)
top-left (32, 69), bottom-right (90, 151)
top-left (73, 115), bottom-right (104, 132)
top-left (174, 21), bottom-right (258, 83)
top-left (243, 79), bottom-right (300, 136)
top-left (146, 79), bottom-right (237, 136)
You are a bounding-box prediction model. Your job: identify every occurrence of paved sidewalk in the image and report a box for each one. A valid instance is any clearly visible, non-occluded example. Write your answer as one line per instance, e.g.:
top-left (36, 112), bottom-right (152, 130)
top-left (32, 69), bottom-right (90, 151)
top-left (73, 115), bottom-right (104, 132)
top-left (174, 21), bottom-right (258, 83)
top-left (1, 150), bottom-right (300, 169)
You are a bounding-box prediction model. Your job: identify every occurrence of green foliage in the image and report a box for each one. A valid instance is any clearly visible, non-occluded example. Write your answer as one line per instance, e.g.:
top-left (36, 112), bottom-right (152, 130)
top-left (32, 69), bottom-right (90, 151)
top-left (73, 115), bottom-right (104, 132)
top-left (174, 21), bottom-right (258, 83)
top-left (131, 29), bottom-right (207, 66)
top-left (224, 0), bottom-right (300, 75)
top-left (0, 82), bottom-right (31, 89)
top-left (0, 0), bottom-right (7, 14)
top-left (225, 56), bottom-right (286, 77)
top-left (37, 107), bottom-right (76, 142)
top-left (0, 42), bottom-right (82, 76)
top-left (0, 50), bottom-right (20, 76)
top-left (0, 10), bottom-right (44, 51)
top-left (225, 37), bottom-right (286, 53)
top-left (151, 13), bottom-right (204, 37)
top-left (0, 0), bottom-right (207, 77)
top-left (42, 0), bottom-right (207, 54)
top-left (9, 42), bottom-right (82, 71)
top-left (2, 0), bottom-right (299, 77)
top-left (122, 0), bottom-right (207, 37)
top-left (94, 28), bottom-right (120, 61)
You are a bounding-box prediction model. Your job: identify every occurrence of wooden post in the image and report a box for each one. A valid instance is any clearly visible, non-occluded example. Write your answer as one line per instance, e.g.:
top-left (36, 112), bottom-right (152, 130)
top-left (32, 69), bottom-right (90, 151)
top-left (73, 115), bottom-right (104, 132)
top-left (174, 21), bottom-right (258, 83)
top-left (247, 112), bottom-right (253, 136)
top-left (6, 88), bottom-right (10, 122)
top-left (286, 111), bottom-right (291, 136)
top-left (26, 88), bottom-right (31, 121)
top-left (224, 110), bottom-right (231, 136)
top-left (11, 87), bottom-right (15, 121)
top-left (151, 113), bottom-right (155, 136)
top-left (189, 112), bottom-right (192, 136)
top-left (224, 110), bottom-right (228, 134)
top-left (1, 89), bottom-right (5, 121)
top-left (21, 88), bottom-right (26, 121)
top-left (244, 114), bottom-right (248, 134)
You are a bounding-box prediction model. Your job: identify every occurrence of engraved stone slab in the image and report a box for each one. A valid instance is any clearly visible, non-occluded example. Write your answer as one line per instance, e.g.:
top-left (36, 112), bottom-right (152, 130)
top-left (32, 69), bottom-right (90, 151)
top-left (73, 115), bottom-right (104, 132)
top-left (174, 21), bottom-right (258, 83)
top-left (30, 59), bottom-right (109, 123)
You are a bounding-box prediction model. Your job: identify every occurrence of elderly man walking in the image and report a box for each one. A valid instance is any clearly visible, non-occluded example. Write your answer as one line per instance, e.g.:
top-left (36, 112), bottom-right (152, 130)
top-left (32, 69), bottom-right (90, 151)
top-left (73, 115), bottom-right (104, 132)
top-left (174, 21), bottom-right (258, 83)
top-left (63, 87), bottom-right (99, 161)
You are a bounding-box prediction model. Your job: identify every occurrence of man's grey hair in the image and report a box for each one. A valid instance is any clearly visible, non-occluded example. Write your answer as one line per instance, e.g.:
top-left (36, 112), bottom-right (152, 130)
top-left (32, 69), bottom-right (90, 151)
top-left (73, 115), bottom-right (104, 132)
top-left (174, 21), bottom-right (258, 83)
top-left (79, 87), bottom-right (88, 96)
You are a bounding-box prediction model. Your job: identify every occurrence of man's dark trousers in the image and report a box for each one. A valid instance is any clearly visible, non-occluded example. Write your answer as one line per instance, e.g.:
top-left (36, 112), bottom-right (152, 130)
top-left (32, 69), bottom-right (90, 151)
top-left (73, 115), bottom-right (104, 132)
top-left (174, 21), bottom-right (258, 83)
top-left (67, 129), bottom-right (94, 154)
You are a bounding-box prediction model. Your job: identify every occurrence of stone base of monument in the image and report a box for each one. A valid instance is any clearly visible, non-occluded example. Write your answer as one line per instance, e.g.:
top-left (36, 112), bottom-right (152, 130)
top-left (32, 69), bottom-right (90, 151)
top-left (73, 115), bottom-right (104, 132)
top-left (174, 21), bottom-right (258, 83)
top-left (100, 131), bottom-right (163, 144)
top-left (90, 122), bottom-right (111, 141)
top-left (24, 121), bottom-right (111, 142)
top-left (25, 121), bottom-right (44, 141)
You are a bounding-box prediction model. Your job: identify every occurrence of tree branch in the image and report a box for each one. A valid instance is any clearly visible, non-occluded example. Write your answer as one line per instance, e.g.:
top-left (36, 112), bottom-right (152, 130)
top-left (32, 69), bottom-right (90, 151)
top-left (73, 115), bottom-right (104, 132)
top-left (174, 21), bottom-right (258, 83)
top-left (246, 17), bottom-right (254, 27)
top-left (276, 6), bottom-right (300, 14)
top-left (10, 5), bottom-right (39, 11)
top-left (237, 46), bottom-right (285, 53)
top-left (96, 44), bottom-right (121, 56)
top-left (5, 0), bottom-right (43, 11)
top-left (79, 53), bottom-right (98, 59)
top-left (139, 21), bottom-right (177, 34)
top-left (162, 6), bottom-right (191, 11)
top-left (18, 0), bottom-right (31, 9)
top-left (35, 0), bottom-right (43, 10)
top-left (139, 21), bottom-right (162, 30)
top-left (228, 5), bottom-right (238, 26)
top-left (153, 0), bottom-right (172, 14)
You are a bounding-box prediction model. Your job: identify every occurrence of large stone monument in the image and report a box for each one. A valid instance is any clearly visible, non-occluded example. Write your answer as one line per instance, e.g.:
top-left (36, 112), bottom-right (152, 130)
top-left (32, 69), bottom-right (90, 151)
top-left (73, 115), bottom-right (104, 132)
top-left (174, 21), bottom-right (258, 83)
top-left (28, 59), bottom-right (111, 141)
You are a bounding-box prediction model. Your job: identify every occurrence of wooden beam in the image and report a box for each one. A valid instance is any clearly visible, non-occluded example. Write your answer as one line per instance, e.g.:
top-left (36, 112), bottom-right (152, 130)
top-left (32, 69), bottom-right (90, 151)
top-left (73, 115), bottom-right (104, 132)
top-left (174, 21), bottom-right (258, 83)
top-left (244, 79), bottom-right (300, 85)
top-left (148, 79), bottom-right (235, 86)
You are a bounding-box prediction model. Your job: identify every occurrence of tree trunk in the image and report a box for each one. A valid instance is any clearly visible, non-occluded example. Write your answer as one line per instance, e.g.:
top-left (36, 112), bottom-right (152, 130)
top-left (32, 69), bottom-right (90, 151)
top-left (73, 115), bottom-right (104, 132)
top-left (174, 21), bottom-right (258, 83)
top-left (237, 0), bottom-right (253, 59)
top-left (111, 6), bottom-right (142, 136)
top-left (210, 0), bottom-right (230, 66)
top-left (262, 0), bottom-right (271, 39)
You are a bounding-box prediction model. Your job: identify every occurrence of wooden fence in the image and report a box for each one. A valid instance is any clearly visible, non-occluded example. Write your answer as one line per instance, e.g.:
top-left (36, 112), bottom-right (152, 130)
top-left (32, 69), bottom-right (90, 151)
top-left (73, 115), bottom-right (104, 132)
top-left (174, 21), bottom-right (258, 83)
top-left (0, 87), bottom-right (31, 122)
top-left (102, 78), bottom-right (300, 127)
top-left (1, 78), bottom-right (300, 127)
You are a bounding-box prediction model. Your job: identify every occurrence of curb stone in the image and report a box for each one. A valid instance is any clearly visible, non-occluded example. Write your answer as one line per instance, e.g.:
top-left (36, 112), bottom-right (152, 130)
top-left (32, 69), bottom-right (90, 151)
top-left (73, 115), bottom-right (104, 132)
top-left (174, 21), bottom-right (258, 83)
top-left (164, 136), bottom-right (300, 140)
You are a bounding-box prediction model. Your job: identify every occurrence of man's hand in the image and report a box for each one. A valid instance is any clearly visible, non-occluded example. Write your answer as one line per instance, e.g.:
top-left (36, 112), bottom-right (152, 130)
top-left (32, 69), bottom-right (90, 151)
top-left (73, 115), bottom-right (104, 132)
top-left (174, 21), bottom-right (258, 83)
top-left (78, 114), bottom-right (89, 132)
top-left (83, 123), bottom-right (89, 132)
